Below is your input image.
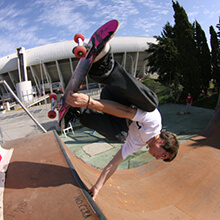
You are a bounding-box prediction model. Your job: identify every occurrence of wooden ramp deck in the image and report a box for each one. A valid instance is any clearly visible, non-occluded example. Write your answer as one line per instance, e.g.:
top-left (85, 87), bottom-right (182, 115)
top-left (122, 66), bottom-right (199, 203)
top-left (3, 131), bottom-right (105, 220)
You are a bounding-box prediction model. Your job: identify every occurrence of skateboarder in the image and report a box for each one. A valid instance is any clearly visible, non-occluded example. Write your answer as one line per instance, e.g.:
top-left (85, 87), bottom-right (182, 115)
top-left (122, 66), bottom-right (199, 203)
top-left (66, 44), bottom-right (179, 200)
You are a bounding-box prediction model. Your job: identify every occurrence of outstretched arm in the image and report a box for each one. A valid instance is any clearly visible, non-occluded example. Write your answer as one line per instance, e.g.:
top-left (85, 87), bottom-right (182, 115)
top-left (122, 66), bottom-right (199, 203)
top-left (66, 93), bottom-right (136, 120)
top-left (89, 149), bottom-right (123, 200)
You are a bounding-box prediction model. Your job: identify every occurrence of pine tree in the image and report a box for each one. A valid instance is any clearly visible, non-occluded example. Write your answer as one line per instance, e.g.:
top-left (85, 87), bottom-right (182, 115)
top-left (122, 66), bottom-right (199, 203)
top-left (146, 22), bottom-right (180, 101)
top-left (216, 17), bottom-right (220, 45)
top-left (172, 0), bottom-right (201, 99)
top-left (210, 25), bottom-right (220, 88)
top-left (147, 22), bottom-right (178, 84)
top-left (193, 20), bottom-right (211, 94)
top-left (216, 18), bottom-right (220, 88)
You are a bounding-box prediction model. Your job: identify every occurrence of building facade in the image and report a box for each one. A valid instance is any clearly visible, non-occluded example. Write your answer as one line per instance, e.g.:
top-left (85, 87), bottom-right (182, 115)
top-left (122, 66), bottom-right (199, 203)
top-left (0, 36), bottom-right (156, 105)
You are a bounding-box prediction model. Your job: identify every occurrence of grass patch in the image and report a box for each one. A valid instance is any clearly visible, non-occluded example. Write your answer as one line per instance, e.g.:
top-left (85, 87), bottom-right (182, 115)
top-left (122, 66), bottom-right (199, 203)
top-left (142, 78), bottom-right (219, 109)
top-left (194, 93), bottom-right (218, 109)
top-left (142, 78), bottom-right (174, 104)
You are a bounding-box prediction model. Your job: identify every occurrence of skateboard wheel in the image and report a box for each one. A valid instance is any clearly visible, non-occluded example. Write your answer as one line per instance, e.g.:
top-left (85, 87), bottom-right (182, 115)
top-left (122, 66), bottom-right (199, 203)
top-left (74, 46), bottom-right (87, 58)
top-left (48, 110), bottom-right (56, 119)
top-left (74, 33), bottom-right (84, 43)
top-left (49, 93), bottom-right (57, 101)
top-left (72, 47), bottom-right (76, 54)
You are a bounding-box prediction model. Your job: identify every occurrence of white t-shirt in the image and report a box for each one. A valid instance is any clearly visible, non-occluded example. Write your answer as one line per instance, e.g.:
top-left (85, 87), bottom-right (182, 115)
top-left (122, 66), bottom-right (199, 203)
top-left (121, 108), bottom-right (162, 159)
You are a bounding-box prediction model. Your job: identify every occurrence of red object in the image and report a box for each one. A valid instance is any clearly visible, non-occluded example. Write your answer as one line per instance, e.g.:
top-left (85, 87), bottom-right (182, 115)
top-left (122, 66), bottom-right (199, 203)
top-left (187, 94), bottom-right (193, 104)
top-left (74, 33), bottom-right (84, 43)
top-left (0, 155), bottom-right (2, 162)
top-left (74, 46), bottom-right (87, 58)
top-left (49, 93), bottom-right (57, 101)
top-left (48, 110), bottom-right (56, 119)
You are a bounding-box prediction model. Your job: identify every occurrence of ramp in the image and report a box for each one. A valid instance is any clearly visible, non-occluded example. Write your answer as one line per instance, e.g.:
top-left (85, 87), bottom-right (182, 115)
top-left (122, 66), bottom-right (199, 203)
top-left (3, 99), bottom-right (220, 219)
top-left (3, 131), bottom-right (105, 220)
top-left (61, 99), bottom-right (220, 219)
top-left (64, 131), bottom-right (220, 220)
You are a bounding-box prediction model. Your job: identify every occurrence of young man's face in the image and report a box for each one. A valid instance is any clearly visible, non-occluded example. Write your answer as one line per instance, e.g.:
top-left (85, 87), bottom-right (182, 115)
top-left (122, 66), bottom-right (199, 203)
top-left (148, 139), bottom-right (170, 160)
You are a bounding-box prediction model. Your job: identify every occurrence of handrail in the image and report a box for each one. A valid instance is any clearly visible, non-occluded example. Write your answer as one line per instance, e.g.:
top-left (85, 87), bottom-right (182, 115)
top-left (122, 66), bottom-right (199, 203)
top-left (0, 80), bottom-right (47, 133)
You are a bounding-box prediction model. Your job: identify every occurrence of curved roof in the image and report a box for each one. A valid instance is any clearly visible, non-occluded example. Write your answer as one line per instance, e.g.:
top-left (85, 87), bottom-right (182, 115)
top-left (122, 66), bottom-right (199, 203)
top-left (0, 36), bottom-right (156, 74)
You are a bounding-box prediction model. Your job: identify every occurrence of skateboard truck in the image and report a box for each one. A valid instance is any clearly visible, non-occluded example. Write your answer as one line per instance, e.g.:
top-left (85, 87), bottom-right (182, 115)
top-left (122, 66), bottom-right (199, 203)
top-left (48, 93), bottom-right (57, 119)
top-left (48, 93), bottom-right (63, 119)
top-left (72, 33), bottom-right (87, 58)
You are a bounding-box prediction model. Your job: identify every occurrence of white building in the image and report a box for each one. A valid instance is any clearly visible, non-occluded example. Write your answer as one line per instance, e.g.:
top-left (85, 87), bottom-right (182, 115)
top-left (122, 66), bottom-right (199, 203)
top-left (0, 36), bottom-right (156, 105)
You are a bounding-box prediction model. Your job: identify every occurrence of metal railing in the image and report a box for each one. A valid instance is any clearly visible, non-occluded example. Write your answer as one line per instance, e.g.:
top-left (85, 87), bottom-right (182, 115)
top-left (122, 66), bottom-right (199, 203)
top-left (0, 80), bottom-right (47, 133)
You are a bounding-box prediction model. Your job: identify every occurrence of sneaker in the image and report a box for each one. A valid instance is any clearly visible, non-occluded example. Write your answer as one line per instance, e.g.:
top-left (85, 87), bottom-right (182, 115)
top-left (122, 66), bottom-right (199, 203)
top-left (89, 45), bottom-right (114, 82)
top-left (63, 107), bottom-right (81, 128)
top-left (94, 42), bottom-right (111, 62)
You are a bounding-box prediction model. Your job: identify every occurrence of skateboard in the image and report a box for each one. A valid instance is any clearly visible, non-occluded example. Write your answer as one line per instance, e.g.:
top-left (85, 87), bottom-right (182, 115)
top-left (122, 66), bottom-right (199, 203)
top-left (177, 111), bottom-right (186, 115)
top-left (48, 20), bottom-right (120, 128)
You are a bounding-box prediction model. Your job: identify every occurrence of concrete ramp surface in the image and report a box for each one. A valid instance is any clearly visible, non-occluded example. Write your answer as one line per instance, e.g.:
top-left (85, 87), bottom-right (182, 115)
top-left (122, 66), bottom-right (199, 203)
top-left (3, 102), bottom-right (220, 219)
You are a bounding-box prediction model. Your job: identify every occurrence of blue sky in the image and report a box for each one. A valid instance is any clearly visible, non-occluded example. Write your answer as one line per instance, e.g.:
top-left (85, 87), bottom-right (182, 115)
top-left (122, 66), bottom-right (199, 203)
top-left (0, 0), bottom-right (219, 58)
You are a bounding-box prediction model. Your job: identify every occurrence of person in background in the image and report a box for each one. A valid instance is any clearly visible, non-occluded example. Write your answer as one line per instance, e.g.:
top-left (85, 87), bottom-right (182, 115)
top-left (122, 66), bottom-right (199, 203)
top-left (186, 92), bottom-right (193, 114)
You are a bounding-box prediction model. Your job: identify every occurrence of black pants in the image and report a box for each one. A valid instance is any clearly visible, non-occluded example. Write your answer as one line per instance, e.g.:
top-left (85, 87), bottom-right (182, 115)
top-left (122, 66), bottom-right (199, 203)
top-left (80, 61), bottom-right (159, 142)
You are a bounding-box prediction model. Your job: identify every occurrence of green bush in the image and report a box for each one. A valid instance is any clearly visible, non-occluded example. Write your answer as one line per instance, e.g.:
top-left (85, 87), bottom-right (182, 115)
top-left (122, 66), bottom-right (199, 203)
top-left (142, 78), bottom-right (218, 109)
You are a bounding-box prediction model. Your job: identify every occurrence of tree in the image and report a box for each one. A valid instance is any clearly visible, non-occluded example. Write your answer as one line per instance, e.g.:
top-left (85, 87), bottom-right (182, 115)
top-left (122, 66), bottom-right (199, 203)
top-left (146, 1), bottom-right (213, 101)
top-left (210, 25), bottom-right (220, 88)
top-left (147, 22), bottom-right (178, 84)
top-left (216, 17), bottom-right (220, 45)
top-left (146, 22), bottom-right (180, 101)
top-left (172, 0), bottom-right (201, 99)
top-left (193, 20), bottom-right (211, 95)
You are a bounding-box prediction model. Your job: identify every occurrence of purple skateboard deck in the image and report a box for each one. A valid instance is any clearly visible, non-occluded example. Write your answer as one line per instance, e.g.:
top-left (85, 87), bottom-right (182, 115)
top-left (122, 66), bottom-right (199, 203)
top-left (58, 20), bottom-right (119, 128)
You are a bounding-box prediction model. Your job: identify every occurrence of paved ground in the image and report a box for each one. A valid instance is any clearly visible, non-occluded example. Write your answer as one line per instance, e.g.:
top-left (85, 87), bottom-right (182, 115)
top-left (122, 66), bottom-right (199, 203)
top-left (0, 101), bottom-right (214, 169)
top-left (0, 103), bottom-right (59, 143)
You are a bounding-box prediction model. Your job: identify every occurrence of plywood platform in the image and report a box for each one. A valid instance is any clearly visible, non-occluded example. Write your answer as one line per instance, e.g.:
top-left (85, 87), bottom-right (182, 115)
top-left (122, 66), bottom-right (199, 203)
top-left (3, 131), bottom-right (104, 220)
